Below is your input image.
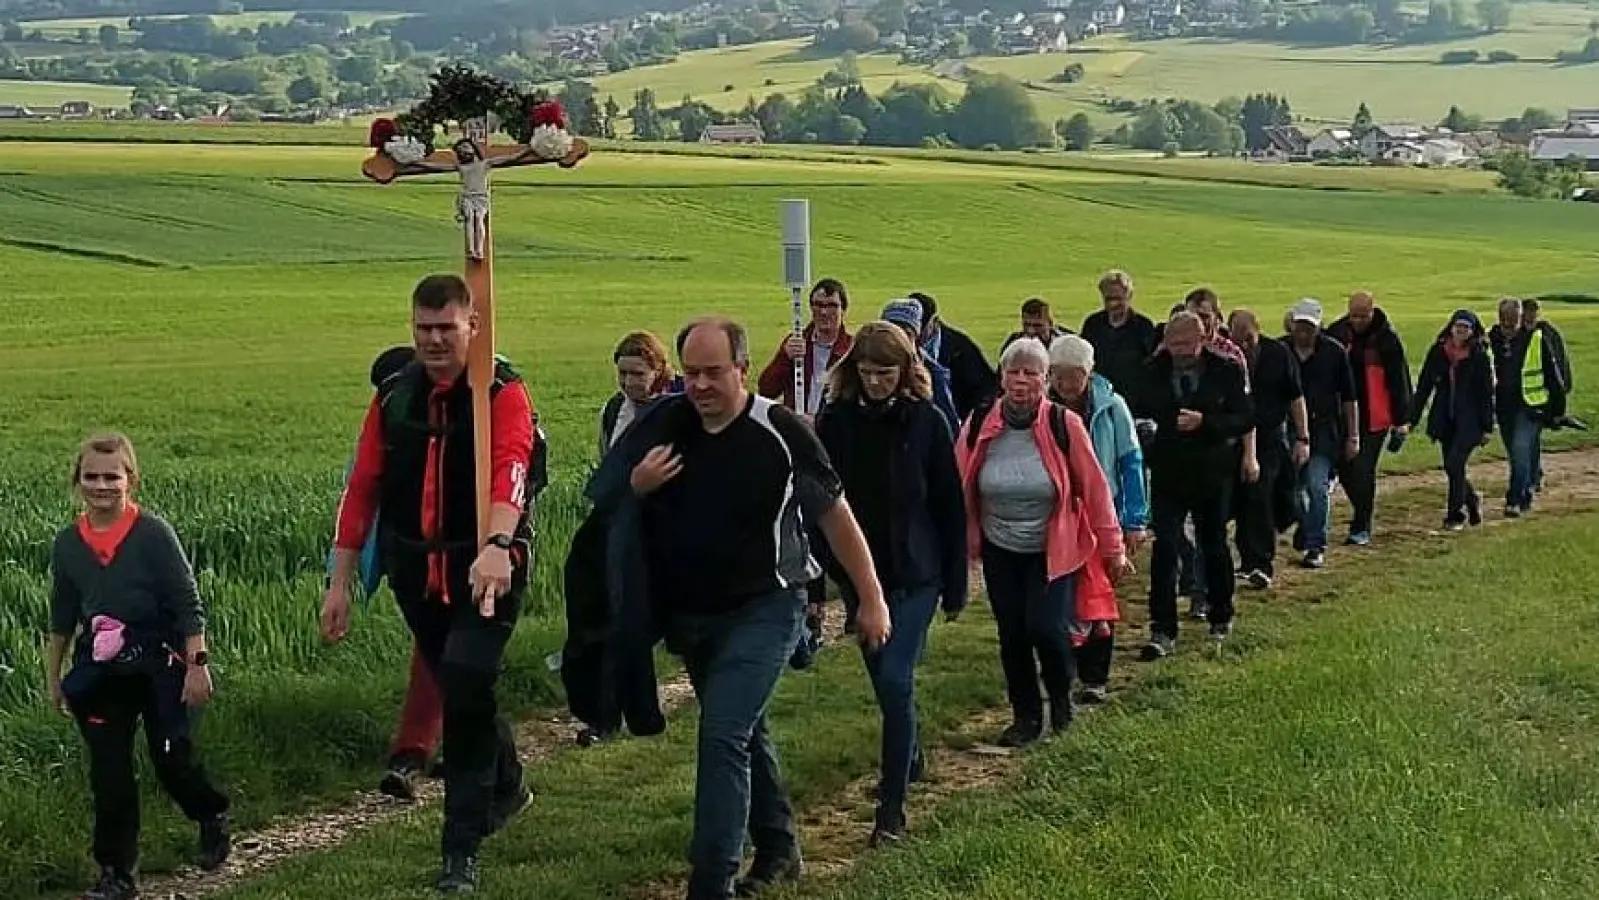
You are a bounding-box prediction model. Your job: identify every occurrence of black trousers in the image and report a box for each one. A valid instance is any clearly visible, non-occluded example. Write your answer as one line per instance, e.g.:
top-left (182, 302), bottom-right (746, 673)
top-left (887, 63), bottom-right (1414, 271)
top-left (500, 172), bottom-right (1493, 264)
top-left (1335, 429), bottom-right (1387, 536)
top-left (398, 575), bottom-right (524, 857)
top-left (69, 663), bottom-right (229, 874)
top-left (1439, 427), bottom-right (1481, 521)
top-left (1236, 433), bottom-right (1288, 575)
top-left (1149, 480), bottom-right (1235, 638)
top-left (1072, 630), bottom-right (1114, 688)
top-left (980, 542), bottom-right (1076, 725)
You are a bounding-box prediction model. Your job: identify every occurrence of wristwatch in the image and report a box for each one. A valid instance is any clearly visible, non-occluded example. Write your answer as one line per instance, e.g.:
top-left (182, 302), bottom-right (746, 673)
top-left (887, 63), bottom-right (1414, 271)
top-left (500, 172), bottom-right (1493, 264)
top-left (485, 533), bottom-right (514, 550)
top-left (189, 650), bottom-right (210, 667)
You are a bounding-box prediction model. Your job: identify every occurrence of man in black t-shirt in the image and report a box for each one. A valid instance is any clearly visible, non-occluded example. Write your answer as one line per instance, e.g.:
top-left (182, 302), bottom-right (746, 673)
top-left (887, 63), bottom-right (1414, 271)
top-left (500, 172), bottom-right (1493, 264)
top-left (1227, 309), bottom-right (1309, 589)
top-left (1080, 269), bottom-right (1159, 406)
top-left (1286, 299), bottom-right (1358, 570)
top-left (627, 316), bottom-right (891, 900)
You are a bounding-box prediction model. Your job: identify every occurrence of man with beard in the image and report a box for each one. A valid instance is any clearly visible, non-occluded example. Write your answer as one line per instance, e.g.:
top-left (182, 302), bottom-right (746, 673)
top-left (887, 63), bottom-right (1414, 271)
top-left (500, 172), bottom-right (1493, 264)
top-left (1227, 309), bottom-right (1309, 590)
top-left (1286, 299), bottom-right (1358, 570)
top-left (1132, 312), bottom-right (1253, 659)
top-left (1325, 291), bottom-right (1412, 546)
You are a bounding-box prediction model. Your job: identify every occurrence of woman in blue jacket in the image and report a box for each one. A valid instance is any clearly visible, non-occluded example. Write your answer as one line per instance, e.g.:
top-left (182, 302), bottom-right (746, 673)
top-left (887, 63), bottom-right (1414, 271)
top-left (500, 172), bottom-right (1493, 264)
top-left (1048, 334), bottom-right (1147, 704)
top-left (815, 322), bottom-right (968, 848)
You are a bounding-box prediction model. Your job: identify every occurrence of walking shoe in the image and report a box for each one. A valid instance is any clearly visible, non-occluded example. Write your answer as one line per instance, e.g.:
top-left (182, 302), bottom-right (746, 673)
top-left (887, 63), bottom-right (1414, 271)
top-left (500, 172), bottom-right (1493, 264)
top-left (1504, 504), bottom-right (1521, 519)
top-left (1078, 683), bottom-right (1109, 705)
top-left (380, 756), bottom-right (427, 801)
top-left (435, 854), bottom-right (480, 893)
top-left (733, 850), bottom-right (802, 896)
top-left (575, 725), bottom-right (616, 747)
top-left (1443, 518), bottom-right (1466, 533)
top-left (80, 866), bottom-right (137, 900)
top-left (1245, 569), bottom-right (1273, 590)
top-left (1139, 633), bottom-right (1175, 661)
top-left (487, 782), bottom-right (533, 836)
top-left (198, 812), bottom-right (231, 871)
top-left (1345, 531), bottom-right (1371, 547)
top-left (1188, 595), bottom-right (1209, 621)
top-left (996, 719), bottom-right (1043, 748)
top-left (1301, 549), bottom-right (1326, 570)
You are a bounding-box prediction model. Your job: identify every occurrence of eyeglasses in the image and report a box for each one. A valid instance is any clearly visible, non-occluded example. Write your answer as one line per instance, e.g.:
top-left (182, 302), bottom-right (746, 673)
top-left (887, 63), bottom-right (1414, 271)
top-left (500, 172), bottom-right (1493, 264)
top-left (811, 300), bottom-right (842, 310)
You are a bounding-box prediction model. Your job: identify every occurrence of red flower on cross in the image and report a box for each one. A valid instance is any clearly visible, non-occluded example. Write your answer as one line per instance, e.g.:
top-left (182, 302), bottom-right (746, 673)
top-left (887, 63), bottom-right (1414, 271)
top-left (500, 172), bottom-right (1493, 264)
top-left (530, 100), bottom-right (568, 132)
top-left (368, 118), bottom-right (397, 149)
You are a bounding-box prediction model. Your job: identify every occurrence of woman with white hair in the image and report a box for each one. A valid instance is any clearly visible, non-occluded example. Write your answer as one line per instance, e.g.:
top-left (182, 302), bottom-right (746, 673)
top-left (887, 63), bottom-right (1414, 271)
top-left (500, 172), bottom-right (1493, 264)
top-left (956, 337), bottom-right (1133, 746)
top-left (1047, 334), bottom-right (1147, 704)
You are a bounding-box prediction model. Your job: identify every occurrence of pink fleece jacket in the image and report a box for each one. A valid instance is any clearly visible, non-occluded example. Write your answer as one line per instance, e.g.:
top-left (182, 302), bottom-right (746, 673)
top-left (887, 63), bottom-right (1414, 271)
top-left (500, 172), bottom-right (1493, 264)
top-left (957, 400), bottom-right (1126, 620)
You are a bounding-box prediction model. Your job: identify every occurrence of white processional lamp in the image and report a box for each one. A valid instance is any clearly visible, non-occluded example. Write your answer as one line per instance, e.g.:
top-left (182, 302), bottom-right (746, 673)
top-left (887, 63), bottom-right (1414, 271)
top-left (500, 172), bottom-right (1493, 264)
top-left (780, 199), bottom-right (812, 414)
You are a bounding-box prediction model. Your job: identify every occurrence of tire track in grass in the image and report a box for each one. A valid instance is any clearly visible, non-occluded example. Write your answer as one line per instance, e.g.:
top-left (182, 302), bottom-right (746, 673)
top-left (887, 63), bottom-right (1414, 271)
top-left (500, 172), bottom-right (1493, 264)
top-left (629, 446), bottom-right (1599, 900)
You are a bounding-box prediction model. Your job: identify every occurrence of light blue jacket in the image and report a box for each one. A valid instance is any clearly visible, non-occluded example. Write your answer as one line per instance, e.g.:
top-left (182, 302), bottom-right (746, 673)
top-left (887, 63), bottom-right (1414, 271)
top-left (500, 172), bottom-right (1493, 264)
top-left (1083, 373), bottom-right (1148, 530)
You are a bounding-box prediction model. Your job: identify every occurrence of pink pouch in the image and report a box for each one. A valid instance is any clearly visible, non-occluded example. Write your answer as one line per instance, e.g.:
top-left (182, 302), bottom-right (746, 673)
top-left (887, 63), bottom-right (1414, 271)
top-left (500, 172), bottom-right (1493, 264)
top-left (90, 615), bottom-right (127, 663)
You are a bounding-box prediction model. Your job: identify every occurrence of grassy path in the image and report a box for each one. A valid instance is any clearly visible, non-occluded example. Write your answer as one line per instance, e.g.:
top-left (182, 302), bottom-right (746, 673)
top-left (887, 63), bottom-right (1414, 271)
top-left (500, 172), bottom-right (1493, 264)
top-left (111, 445), bottom-right (1597, 900)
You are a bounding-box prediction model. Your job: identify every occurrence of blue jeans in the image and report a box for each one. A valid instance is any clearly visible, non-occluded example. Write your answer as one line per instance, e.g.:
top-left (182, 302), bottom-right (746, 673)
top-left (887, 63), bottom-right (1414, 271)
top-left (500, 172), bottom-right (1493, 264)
top-left (1505, 409), bottom-right (1542, 508)
top-left (1298, 453), bottom-right (1337, 553)
top-left (862, 584), bottom-right (939, 829)
top-left (664, 589), bottom-right (805, 899)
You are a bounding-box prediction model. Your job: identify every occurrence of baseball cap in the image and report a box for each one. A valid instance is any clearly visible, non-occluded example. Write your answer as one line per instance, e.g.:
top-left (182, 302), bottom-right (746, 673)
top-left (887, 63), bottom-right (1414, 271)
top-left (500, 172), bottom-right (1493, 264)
top-left (1289, 298), bottom-right (1323, 327)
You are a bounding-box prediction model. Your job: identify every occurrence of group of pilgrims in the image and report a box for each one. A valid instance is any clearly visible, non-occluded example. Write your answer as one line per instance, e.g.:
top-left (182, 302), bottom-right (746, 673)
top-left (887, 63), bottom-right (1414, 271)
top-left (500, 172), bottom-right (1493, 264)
top-left (45, 270), bottom-right (1575, 899)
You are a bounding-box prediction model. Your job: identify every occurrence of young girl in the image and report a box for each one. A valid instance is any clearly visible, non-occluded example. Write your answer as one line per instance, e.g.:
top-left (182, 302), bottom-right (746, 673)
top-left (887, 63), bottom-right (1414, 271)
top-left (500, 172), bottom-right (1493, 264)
top-left (46, 433), bottom-right (231, 900)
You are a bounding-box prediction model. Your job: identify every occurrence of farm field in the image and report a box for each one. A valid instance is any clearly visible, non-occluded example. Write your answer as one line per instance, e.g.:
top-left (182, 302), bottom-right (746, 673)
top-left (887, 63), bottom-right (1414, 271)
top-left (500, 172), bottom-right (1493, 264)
top-left (0, 139), bottom-right (1597, 898)
top-left (16, 10), bottom-right (413, 38)
top-left (0, 79), bottom-right (133, 109)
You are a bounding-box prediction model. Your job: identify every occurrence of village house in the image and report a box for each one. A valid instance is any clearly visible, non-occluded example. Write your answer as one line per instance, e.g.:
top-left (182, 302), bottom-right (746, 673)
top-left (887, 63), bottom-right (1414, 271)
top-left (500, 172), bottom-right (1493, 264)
top-left (1380, 142), bottom-right (1425, 166)
top-left (699, 122), bottom-right (764, 145)
top-left (1306, 127), bottom-right (1355, 157)
top-left (1359, 124), bottom-right (1427, 160)
top-left (1252, 125), bottom-right (1308, 162)
top-left (1530, 133), bottom-right (1599, 171)
top-left (59, 100), bottom-right (94, 118)
top-left (1421, 137), bottom-right (1469, 167)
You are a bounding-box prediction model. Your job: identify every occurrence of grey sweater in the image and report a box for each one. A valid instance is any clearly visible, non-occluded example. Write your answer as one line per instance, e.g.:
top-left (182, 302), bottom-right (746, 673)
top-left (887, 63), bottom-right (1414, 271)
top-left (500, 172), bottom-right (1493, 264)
top-left (978, 426), bottom-right (1058, 554)
top-left (50, 512), bottom-right (206, 644)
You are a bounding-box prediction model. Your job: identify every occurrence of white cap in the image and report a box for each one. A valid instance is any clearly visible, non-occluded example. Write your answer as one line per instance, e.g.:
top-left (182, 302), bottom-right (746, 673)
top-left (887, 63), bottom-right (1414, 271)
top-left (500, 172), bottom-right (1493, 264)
top-left (1289, 298), bottom-right (1323, 327)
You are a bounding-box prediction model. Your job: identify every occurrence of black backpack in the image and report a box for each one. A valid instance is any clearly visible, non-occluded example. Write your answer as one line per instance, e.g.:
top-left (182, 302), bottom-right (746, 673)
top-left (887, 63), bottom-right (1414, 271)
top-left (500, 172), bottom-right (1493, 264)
top-left (965, 399), bottom-right (1084, 510)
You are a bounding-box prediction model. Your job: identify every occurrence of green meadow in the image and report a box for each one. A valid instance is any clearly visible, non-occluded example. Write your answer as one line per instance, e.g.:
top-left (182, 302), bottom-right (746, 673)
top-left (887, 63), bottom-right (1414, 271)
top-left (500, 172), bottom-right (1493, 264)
top-left (15, 10), bottom-right (413, 39)
top-left (0, 80), bottom-right (134, 109)
top-left (0, 137), bottom-right (1596, 897)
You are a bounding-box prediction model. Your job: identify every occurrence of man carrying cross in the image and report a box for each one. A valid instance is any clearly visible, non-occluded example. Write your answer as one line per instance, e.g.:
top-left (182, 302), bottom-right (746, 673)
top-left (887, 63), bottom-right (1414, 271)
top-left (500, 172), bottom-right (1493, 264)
top-left (321, 273), bottom-right (537, 894)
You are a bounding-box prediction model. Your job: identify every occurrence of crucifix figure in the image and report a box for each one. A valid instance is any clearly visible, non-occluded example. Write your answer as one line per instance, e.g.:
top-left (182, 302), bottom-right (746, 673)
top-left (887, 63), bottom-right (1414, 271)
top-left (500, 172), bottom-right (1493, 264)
top-left (362, 102), bottom-right (589, 542)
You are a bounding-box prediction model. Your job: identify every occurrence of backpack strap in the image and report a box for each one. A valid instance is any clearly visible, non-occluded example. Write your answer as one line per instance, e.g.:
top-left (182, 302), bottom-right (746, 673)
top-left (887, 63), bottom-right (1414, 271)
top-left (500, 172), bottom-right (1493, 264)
top-left (1047, 403), bottom-right (1084, 511)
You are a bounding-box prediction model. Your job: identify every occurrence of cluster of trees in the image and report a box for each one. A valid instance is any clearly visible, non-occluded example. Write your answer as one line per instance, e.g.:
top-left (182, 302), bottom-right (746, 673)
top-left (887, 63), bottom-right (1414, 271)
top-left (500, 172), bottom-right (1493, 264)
top-left (1494, 151), bottom-right (1590, 200)
top-left (1095, 92), bottom-right (1289, 155)
top-left (1254, 0), bottom-right (1511, 47)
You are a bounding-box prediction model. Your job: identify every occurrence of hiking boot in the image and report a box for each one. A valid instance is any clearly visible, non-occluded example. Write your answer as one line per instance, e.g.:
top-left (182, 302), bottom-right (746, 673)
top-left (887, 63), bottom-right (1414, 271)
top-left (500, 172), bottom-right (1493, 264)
top-left (1345, 531), bottom-right (1371, 547)
top-left (435, 854), bottom-right (480, 894)
top-left (1140, 633), bottom-right (1175, 661)
top-left (996, 718), bottom-right (1043, 748)
top-left (381, 756), bottom-right (427, 801)
top-left (733, 849), bottom-right (802, 896)
top-left (487, 782), bottom-right (533, 836)
top-left (1078, 683), bottom-right (1109, 705)
top-left (80, 866), bottom-right (137, 900)
top-left (868, 810), bottom-right (906, 848)
top-left (1245, 569), bottom-right (1273, 590)
top-left (1301, 549), bottom-right (1325, 570)
top-left (198, 813), bottom-right (230, 871)
top-left (1443, 517), bottom-right (1466, 533)
top-left (1504, 503), bottom-right (1521, 519)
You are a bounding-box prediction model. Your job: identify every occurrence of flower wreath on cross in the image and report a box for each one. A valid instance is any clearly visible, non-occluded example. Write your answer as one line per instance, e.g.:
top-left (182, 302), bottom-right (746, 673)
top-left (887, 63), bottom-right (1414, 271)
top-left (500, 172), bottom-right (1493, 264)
top-left (366, 64), bottom-right (576, 166)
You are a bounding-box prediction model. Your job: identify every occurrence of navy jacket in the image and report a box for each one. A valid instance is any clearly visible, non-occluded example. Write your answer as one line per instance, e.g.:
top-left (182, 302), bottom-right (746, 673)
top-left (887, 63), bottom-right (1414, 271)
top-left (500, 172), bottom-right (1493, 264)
top-left (1410, 331), bottom-right (1495, 444)
top-left (813, 397), bottom-right (969, 617)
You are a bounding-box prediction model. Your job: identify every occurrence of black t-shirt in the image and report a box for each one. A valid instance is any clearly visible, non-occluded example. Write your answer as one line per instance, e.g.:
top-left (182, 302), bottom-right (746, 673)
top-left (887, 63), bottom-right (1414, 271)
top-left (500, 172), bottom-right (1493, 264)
top-left (1293, 334), bottom-right (1357, 453)
top-left (841, 409), bottom-right (898, 591)
top-left (1080, 310), bottom-right (1158, 410)
top-left (641, 394), bottom-right (843, 615)
top-left (1247, 336), bottom-right (1303, 436)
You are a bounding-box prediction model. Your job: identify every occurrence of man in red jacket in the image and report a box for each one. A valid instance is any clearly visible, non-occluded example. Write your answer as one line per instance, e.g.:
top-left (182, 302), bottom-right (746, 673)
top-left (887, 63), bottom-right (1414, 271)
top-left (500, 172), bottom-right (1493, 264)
top-left (320, 273), bottom-right (538, 894)
top-left (756, 277), bottom-right (853, 418)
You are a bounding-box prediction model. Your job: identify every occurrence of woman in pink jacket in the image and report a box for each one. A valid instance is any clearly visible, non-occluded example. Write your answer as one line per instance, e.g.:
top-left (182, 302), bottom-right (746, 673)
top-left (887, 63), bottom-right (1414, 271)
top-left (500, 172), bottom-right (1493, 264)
top-left (956, 337), bottom-right (1134, 747)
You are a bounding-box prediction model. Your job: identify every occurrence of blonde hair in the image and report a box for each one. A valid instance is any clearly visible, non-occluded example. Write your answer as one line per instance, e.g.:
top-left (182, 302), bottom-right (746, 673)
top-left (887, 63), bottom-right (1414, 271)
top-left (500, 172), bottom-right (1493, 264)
top-left (72, 431), bottom-right (140, 490)
top-left (826, 321), bottom-right (932, 404)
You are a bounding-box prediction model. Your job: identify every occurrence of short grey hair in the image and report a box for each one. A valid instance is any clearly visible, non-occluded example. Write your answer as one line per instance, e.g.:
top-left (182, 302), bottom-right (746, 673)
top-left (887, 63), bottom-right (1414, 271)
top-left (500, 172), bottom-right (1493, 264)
top-left (1099, 269), bottom-right (1133, 293)
top-left (1497, 297), bottom-right (1523, 317)
top-left (1049, 334), bottom-right (1095, 372)
top-left (1000, 336), bottom-right (1050, 374)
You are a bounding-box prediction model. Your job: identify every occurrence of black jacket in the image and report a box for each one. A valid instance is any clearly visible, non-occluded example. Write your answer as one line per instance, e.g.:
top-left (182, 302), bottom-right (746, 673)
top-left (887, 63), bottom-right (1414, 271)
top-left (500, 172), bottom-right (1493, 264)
top-left (1080, 310), bottom-right (1159, 407)
top-left (1491, 324), bottom-right (1570, 421)
top-left (1410, 332), bottom-right (1495, 443)
top-left (1326, 308), bottom-right (1413, 433)
top-left (814, 397), bottom-right (968, 616)
top-left (1132, 347), bottom-right (1254, 495)
top-left (930, 322), bottom-right (996, 422)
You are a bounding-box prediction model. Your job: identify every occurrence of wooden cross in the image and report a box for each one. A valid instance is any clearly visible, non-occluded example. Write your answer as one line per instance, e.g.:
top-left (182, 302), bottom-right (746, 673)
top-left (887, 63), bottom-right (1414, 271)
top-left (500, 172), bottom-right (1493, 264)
top-left (362, 115), bottom-right (589, 544)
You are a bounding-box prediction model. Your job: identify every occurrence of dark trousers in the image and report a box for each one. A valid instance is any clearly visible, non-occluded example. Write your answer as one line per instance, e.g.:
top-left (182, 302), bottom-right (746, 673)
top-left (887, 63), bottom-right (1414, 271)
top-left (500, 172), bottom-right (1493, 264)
top-left (1335, 429), bottom-right (1387, 537)
top-left (1149, 481), bottom-right (1235, 638)
top-left (665, 589), bottom-right (804, 900)
top-left (1235, 434), bottom-right (1287, 575)
top-left (863, 584), bottom-right (939, 829)
top-left (980, 541), bottom-right (1078, 726)
top-left (1440, 427), bottom-right (1481, 522)
top-left (398, 582), bottom-right (524, 857)
top-left (1073, 630), bottom-right (1114, 688)
top-left (69, 664), bottom-right (230, 874)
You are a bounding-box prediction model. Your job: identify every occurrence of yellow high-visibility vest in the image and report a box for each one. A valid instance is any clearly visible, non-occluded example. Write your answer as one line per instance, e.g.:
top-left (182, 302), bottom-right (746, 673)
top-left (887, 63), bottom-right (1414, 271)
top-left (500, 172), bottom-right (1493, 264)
top-left (1522, 327), bottom-right (1548, 407)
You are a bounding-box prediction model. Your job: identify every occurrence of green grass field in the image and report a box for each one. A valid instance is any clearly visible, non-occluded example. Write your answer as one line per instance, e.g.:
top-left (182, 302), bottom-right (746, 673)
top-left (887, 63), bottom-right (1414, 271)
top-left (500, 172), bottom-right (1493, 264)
top-left (0, 80), bottom-right (133, 110)
top-left (16, 10), bottom-right (412, 39)
top-left (1, 138), bottom-right (1597, 898)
